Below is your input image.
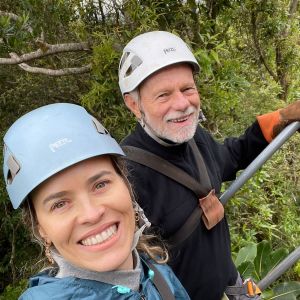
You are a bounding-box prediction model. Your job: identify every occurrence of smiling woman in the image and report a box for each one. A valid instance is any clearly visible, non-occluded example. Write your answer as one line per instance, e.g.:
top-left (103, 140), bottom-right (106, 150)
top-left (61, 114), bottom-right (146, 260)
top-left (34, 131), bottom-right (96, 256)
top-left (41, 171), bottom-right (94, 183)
top-left (2, 103), bottom-right (190, 300)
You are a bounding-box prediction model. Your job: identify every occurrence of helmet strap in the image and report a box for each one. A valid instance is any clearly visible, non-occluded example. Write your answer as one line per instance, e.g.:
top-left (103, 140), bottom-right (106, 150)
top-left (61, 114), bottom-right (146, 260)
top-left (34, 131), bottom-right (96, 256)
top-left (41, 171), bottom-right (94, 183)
top-left (142, 120), bottom-right (179, 147)
top-left (131, 201), bottom-right (151, 251)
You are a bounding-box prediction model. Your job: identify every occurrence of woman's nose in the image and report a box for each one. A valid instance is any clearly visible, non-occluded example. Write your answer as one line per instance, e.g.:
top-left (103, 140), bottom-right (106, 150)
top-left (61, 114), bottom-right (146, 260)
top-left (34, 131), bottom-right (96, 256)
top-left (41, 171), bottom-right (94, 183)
top-left (76, 196), bottom-right (105, 224)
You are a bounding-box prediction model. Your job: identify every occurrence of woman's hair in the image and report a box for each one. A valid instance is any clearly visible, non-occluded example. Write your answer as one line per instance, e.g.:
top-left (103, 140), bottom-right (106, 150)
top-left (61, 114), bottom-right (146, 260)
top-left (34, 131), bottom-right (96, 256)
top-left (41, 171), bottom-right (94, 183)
top-left (22, 155), bottom-right (168, 267)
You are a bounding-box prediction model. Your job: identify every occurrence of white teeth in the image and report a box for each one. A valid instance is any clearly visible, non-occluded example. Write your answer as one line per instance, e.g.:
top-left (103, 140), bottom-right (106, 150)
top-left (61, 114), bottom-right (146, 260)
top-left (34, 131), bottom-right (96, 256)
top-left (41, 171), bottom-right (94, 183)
top-left (171, 117), bottom-right (188, 123)
top-left (81, 224), bottom-right (117, 246)
top-left (176, 118), bottom-right (187, 122)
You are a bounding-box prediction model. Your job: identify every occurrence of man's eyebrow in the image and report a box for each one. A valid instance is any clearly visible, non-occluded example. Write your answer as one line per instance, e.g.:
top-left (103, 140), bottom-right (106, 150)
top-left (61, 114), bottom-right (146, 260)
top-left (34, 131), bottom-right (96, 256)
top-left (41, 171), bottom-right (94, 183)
top-left (43, 191), bottom-right (68, 205)
top-left (86, 170), bottom-right (113, 186)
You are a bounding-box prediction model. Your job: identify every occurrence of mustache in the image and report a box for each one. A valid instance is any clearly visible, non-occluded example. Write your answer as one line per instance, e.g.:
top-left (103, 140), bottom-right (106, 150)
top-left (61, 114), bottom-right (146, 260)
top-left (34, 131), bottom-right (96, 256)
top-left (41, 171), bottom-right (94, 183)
top-left (164, 106), bottom-right (198, 122)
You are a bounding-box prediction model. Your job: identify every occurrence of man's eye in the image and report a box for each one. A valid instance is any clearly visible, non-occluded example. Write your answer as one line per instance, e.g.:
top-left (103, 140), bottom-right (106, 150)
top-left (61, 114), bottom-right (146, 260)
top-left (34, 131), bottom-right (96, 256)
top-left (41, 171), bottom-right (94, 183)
top-left (182, 87), bottom-right (196, 95)
top-left (158, 93), bottom-right (168, 98)
top-left (184, 87), bottom-right (195, 92)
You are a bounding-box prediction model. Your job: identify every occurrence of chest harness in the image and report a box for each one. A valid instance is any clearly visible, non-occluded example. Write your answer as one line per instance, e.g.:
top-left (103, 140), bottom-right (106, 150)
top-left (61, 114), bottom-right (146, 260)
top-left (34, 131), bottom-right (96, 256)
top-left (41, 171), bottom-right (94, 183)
top-left (122, 139), bottom-right (261, 298)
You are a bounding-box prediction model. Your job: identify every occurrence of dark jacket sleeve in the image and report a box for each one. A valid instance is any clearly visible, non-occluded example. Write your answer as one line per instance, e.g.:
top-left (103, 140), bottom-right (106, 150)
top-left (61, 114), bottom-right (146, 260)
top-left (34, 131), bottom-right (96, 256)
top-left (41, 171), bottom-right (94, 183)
top-left (195, 120), bottom-right (268, 182)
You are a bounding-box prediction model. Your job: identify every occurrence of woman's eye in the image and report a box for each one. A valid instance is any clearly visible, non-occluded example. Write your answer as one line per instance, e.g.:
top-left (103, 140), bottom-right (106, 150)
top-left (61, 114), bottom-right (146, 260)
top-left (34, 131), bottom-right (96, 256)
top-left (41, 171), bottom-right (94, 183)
top-left (51, 200), bottom-right (67, 211)
top-left (94, 181), bottom-right (109, 190)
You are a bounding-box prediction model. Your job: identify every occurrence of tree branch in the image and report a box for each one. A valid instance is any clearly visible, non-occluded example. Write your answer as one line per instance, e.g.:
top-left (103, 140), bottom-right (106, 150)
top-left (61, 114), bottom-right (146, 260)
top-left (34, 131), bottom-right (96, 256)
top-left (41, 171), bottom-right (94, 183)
top-left (17, 63), bottom-right (92, 76)
top-left (8, 52), bottom-right (92, 76)
top-left (289, 0), bottom-right (298, 17)
top-left (281, 0), bottom-right (299, 38)
top-left (0, 10), bottom-right (21, 22)
top-left (0, 11), bottom-right (92, 76)
top-left (251, 12), bottom-right (278, 82)
top-left (0, 42), bottom-right (91, 65)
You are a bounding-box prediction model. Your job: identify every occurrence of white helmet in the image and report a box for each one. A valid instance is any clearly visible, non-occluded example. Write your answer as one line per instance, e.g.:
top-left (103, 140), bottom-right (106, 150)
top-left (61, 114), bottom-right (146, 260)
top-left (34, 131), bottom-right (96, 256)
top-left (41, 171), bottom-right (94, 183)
top-left (118, 31), bottom-right (200, 94)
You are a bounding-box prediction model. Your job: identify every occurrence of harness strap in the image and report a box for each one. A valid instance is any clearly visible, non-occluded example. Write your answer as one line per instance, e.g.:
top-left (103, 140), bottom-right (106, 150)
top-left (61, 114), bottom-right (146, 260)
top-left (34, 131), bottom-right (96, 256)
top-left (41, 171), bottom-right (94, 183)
top-left (122, 139), bottom-right (212, 247)
top-left (122, 144), bottom-right (208, 196)
top-left (189, 139), bottom-right (212, 193)
top-left (225, 278), bottom-right (262, 297)
top-left (168, 205), bottom-right (202, 245)
top-left (147, 261), bottom-right (175, 300)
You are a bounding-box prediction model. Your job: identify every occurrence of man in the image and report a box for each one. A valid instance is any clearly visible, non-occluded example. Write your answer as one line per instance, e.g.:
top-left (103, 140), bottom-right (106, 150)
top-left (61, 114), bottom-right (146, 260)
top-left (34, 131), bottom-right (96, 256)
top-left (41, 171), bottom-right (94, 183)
top-left (118, 31), bottom-right (300, 300)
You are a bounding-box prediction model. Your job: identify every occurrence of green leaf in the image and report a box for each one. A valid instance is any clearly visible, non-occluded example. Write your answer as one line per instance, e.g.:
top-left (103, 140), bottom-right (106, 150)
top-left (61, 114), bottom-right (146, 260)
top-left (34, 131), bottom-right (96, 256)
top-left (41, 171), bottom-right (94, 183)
top-left (237, 261), bottom-right (256, 280)
top-left (235, 243), bottom-right (257, 267)
top-left (254, 240), bottom-right (272, 278)
top-left (210, 50), bottom-right (221, 65)
top-left (272, 281), bottom-right (300, 299)
top-left (270, 248), bottom-right (289, 271)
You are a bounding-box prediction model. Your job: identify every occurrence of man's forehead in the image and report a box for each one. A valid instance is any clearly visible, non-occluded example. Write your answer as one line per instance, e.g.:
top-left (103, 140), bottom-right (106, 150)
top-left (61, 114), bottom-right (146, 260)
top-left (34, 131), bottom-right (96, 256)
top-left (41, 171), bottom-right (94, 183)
top-left (139, 63), bottom-right (195, 91)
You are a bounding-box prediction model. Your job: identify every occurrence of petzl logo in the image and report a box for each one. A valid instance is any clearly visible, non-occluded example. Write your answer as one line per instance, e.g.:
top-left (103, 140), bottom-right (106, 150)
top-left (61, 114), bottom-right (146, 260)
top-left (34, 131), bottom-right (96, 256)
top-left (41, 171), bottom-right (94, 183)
top-left (49, 138), bottom-right (72, 152)
top-left (163, 47), bottom-right (176, 54)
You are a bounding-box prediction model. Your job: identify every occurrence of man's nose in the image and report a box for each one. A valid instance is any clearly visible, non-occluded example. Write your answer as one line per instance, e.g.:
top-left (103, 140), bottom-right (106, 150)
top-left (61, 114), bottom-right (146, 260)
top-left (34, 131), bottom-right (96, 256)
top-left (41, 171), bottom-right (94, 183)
top-left (171, 91), bottom-right (191, 111)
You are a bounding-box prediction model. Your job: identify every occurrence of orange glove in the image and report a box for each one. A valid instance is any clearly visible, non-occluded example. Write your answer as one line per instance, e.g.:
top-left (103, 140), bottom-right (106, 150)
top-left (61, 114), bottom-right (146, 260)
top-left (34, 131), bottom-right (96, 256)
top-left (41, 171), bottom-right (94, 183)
top-left (257, 100), bottom-right (300, 142)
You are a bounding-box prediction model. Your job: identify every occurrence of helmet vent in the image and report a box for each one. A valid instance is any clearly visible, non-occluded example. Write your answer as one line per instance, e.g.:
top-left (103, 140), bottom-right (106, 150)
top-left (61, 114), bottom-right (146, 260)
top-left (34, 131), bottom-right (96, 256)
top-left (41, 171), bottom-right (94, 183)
top-left (119, 52), bottom-right (130, 71)
top-left (6, 155), bottom-right (20, 184)
top-left (91, 116), bottom-right (109, 135)
top-left (125, 55), bottom-right (142, 77)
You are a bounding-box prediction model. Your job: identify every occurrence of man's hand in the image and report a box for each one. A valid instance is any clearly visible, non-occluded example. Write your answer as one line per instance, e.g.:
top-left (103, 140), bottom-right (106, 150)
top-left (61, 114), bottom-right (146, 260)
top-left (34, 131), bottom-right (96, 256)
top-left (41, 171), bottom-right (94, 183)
top-left (279, 100), bottom-right (300, 122)
top-left (273, 100), bottom-right (300, 138)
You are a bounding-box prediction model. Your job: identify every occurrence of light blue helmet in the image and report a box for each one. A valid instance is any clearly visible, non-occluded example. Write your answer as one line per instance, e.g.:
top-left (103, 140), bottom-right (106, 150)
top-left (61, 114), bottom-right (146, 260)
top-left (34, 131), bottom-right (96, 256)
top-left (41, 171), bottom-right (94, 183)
top-left (3, 103), bottom-right (124, 209)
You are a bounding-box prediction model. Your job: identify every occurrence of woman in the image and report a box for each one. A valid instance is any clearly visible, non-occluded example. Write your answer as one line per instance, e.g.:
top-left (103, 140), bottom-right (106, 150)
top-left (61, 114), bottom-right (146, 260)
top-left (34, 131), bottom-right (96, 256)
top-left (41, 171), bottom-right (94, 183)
top-left (3, 103), bottom-right (189, 299)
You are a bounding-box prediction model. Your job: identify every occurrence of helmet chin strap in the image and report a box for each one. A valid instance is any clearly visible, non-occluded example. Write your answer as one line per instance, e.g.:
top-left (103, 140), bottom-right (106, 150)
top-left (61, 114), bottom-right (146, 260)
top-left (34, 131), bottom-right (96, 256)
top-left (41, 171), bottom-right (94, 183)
top-left (139, 117), bottom-right (180, 147)
top-left (131, 201), bottom-right (151, 251)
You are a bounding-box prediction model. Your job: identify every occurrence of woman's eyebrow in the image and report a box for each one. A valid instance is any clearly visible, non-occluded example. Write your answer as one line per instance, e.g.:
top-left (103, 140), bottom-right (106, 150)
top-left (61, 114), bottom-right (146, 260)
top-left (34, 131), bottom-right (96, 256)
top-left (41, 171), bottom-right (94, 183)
top-left (86, 170), bottom-right (112, 186)
top-left (43, 191), bottom-right (68, 205)
top-left (42, 171), bottom-right (113, 204)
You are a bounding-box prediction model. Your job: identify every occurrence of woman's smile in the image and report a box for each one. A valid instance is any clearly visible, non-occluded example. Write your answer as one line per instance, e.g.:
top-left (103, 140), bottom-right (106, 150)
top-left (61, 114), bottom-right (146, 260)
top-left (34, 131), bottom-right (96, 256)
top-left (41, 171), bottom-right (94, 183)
top-left (32, 156), bottom-right (136, 272)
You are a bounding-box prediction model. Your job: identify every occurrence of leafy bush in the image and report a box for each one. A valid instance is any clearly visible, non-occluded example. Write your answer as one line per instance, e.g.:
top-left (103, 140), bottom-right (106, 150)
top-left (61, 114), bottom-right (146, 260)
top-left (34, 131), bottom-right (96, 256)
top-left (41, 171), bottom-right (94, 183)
top-left (0, 279), bottom-right (27, 300)
top-left (234, 241), bottom-right (300, 299)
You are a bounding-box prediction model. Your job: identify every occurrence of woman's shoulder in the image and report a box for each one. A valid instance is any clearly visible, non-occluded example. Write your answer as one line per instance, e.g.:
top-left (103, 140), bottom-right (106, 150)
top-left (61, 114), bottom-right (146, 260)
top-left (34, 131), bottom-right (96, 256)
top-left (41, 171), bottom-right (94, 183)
top-left (18, 270), bottom-right (114, 300)
top-left (140, 255), bottom-right (190, 299)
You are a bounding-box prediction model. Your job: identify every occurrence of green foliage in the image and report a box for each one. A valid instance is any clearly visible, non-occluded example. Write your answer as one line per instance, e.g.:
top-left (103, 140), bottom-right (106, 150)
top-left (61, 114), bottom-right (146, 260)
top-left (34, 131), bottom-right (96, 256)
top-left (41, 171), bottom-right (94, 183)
top-left (0, 12), bottom-right (32, 51)
top-left (227, 137), bottom-right (300, 253)
top-left (272, 282), bottom-right (300, 300)
top-left (1, 0), bottom-right (300, 298)
top-left (0, 1), bottom-right (92, 292)
top-left (0, 279), bottom-right (27, 300)
top-left (234, 241), bottom-right (300, 299)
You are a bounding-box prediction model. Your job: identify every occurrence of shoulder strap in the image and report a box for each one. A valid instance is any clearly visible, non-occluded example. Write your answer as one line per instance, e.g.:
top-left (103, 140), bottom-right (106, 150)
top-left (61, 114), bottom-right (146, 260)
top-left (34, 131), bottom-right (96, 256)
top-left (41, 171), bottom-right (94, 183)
top-left (122, 141), bottom-right (211, 197)
top-left (189, 138), bottom-right (212, 193)
top-left (146, 260), bottom-right (175, 300)
top-left (122, 140), bottom-right (212, 247)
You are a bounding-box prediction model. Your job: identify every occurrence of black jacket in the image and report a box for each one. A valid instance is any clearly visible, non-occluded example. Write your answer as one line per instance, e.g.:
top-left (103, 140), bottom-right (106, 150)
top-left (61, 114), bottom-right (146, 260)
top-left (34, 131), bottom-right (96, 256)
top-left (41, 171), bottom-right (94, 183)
top-left (121, 122), bottom-right (268, 300)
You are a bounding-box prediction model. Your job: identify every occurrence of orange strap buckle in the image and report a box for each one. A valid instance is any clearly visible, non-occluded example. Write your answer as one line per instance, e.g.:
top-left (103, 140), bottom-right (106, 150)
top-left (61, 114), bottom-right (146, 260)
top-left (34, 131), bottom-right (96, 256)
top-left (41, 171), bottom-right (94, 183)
top-left (244, 278), bottom-right (262, 297)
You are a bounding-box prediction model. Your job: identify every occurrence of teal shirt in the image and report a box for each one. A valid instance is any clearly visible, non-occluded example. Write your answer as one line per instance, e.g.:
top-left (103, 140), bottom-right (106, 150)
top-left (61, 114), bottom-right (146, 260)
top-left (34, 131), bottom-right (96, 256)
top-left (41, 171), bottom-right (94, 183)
top-left (19, 257), bottom-right (189, 300)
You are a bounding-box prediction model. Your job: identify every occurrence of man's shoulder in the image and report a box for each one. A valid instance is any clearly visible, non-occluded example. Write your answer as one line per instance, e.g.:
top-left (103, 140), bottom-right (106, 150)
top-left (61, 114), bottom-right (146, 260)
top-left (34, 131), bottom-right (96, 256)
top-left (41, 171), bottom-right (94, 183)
top-left (120, 129), bottom-right (140, 147)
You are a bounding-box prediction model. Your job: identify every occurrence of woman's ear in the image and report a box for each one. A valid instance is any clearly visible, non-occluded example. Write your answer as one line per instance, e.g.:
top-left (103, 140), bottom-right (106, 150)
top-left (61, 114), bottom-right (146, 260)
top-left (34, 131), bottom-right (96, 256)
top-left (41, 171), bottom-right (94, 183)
top-left (124, 94), bottom-right (142, 119)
